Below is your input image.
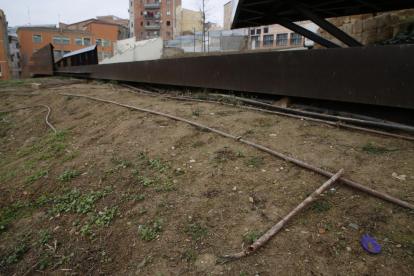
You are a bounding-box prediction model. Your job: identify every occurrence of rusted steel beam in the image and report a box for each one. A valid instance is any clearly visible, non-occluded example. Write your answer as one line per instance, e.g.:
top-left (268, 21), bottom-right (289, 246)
top-left (54, 44), bottom-right (414, 109)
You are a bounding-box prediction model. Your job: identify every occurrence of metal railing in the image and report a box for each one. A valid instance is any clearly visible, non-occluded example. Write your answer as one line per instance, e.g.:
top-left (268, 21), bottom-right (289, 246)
top-left (144, 14), bottom-right (160, 20)
top-left (144, 3), bottom-right (160, 9)
top-left (145, 25), bottom-right (161, 30)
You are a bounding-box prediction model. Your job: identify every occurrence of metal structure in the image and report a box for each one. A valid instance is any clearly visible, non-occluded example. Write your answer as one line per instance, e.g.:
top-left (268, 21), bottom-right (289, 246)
top-left (52, 44), bottom-right (414, 109)
top-left (55, 44), bottom-right (98, 68)
top-left (20, 44), bottom-right (55, 78)
top-left (23, 1), bottom-right (414, 110)
top-left (231, 0), bottom-right (414, 48)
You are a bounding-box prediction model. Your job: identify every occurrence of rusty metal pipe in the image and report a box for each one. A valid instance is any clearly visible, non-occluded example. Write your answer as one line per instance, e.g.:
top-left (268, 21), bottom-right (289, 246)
top-left (0, 104), bottom-right (56, 133)
top-left (56, 93), bottom-right (414, 211)
top-left (120, 87), bottom-right (414, 141)
top-left (224, 169), bottom-right (345, 259)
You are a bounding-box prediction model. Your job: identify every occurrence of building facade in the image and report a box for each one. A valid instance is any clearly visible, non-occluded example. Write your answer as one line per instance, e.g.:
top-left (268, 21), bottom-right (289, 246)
top-left (223, 1), bottom-right (308, 50)
top-left (9, 36), bottom-right (21, 78)
top-left (181, 8), bottom-right (202, 34)
top-left (129, 0), bottom-right (182, 40)
top-left (96, 15), bottom-right (129, 28)
top-left (17, 22), bottom-right (118, 67)
top-left (223, 1), bottom-right (232, 31)
top-left (0, 9), bottom-right (13, 80)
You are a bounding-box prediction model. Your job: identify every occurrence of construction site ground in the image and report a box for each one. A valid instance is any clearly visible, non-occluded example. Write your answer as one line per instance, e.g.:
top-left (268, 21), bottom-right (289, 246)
top-left (0, 78), bottom-right (413, 276)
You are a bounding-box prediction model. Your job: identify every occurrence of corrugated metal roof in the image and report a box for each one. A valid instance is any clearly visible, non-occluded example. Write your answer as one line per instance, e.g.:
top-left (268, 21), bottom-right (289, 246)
top-left (61, 44), bottom-right (97, 59)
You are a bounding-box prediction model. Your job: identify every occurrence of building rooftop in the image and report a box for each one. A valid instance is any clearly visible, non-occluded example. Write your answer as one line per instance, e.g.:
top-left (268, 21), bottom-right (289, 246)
top-left (17, 27), bottom-right (93, 35)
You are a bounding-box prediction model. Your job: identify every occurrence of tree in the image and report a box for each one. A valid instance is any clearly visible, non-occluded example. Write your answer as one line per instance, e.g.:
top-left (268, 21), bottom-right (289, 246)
top-left (194, 0), bottom-right (213, 53)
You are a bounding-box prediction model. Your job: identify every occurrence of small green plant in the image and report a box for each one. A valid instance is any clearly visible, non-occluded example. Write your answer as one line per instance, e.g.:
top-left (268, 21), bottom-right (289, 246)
top-left (62, 152), bottom-right (78, 162)
top-left (141, 255), bottom-right (153, 266)
top-left (183, 223), bottom-right (207, 240)
top-left (363, 144), bottom-right (390, 154)
top-left (191, 141), bottom-right (205, 148)
top-left (182, 250), bottom-right (197, 262)
top-left (95, 207), bottom-right (120, 227)
top-left (100, 251), bottom-right (112, 263)
top-left (66, 95), bottom-right (73, 100)
top-left (246, 156), bottom-right (264, 168)
top-left (58, 169), bottom-right (80, 183)
top-left (58, 253), bottom-right (74, 265)
top-left (196, 126), bottom-right (209, 132)
top-left (38, 153), bottom-right (54, 160)
top-left (36, 195), bottom-right (50, 206)
top-left (38, 253), bottom-right (52, 270)
top-left (246, 230), bottom-right (264, 243)
top-left (236, 150), bottom-right (245, 157)
top-left (140, 178), bottom-right (155, 187)
top-left (191, 104), bottom-right (201, 117)
top-left (372, 203), bottom-right (384, 212)
top-left (133, 194), bottom-right (146, 202)
top-left (23, 169), bottom-right (48, 184)
top-left (33, 229), bottom-right (51, 247)
top-left (138, 219), bottom-right (163, 241)
top-left (132, 169), bottom-right (140, 175)
top-left (7, 245), bottom-right (26, 263)
top-left (306, 200), bottom-right (331, 213)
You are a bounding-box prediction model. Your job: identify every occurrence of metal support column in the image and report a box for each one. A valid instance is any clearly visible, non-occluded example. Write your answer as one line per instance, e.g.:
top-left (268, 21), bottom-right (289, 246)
top-left (285, 0), bottom-right (363, 47)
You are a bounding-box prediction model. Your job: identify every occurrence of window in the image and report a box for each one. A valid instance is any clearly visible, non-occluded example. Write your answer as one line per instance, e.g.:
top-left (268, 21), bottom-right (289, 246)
top-left (75, 37), bottom-right (83, 45)
top-left (155, 0), bottom-right (159, 3)
top-left (54, 50), bottom-right (62, 58)
top-left (147, 0), bottom-right (149, 3)
top-left (84, 37), bottom-right (91, 45)
top-left (167, 0), bottom-right (170, 3)
top-left (166, 31), bottom-right (171, 37)
top-left (63, 50), bottom-right (71, 55)
top-left (62, 36), bottom-right (70, 45)
top-left (251, 36), bottom-right (260, 47)
top-left (251, 29), bottom-right (255, 35)
top-left (263, 34), bottom-right (274, 46)
top-left (15, 42), bottom-right (19, 48)
top-left (141, 21), bottom-right (143, 26)
top-left (257, 29), bottom-right (261, 35)
top-left (104, 52), bottom-right (111, 59)
top-left (147, 31), bottom-right (150, 36)
top-left (34, 49), bottom-right (39, 53)
top-left (95, 39), bottom-right (102, 46)
top-left (33, 34), bottom-right (42, 43)
top-left (264, 27), bottom-right (269, 33)
top-left (166, 10), bottom-right (171, 16)
top-left (53, 36), bottom-right (62, 44)
top-left (98, 52), bottom-right (103, 59)
top-left (276, 33), bottom-right (288, 46)
top-left (17, 62), bottom-right (20, 68)
top-left (131, 32), bottom-right (134, 37)
top-left (103, 39), bottom-right (110, 47)
top-left (167, 21), bottom-right (170, 26)
top-left (140, 0), bottom-right (143, 4)
top-left (141, 32), bottom-right (143, 38)
top-left (17, 52), bottom-right (20, 58)
top-left (141, 11), bottom-right (143, 15)
top-left (290, 33), bottom-right (302, 45)
top-left (146, 21), bottom-right (150, 26)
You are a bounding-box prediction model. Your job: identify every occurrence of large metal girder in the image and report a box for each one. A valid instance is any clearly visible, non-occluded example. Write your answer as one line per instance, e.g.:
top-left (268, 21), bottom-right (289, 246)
top-left (55, 44), bottom-right (414, 109)
top-left (21, 44), bottom-right (55, 77)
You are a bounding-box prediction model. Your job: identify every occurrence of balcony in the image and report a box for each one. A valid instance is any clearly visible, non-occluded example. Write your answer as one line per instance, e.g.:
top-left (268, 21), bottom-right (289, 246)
top-left (145, 25), bottom-right (161, 31)
top-left (144, 3), bottom-right (160, 9)
top-left (144, 36), bottom-right (159, 39)
top-left (144, 14), bottom-right (160, 20)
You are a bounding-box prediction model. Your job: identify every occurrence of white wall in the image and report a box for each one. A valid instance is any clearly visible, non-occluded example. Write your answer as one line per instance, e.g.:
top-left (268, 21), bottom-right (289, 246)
top-left (100, 37), bottom-right (163, 64)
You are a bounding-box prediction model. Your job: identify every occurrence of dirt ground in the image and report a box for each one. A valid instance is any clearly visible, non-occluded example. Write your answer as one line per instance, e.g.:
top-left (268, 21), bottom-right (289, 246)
top-left (0, 78), bottom-right (413, 276)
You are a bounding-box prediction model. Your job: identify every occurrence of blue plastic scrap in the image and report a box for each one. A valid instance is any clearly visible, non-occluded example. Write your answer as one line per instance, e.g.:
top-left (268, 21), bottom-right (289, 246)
top-left (362, 234), bottom-right (381, 254)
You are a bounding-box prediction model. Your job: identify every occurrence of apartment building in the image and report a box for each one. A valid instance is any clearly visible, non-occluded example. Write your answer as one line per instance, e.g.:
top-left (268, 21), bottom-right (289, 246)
top-left (0, 9), bottom-right (13, 80)
top-left (129, 0), bottom-right (182, 40)
top-left (17, 22), bottom-right (119, 66)
top-left (9, 36), bottom-right (21, 78)
top-left (181, 8), bottom-right (202, 34)
top-left (67, 19), bottom-right (129, 40)
top-left (223, 1), bottom-right (232, 31)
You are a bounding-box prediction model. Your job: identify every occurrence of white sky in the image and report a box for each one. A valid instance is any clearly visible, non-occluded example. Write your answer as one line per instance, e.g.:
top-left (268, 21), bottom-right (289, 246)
top-left (1, 0), bottom-right (228, 27)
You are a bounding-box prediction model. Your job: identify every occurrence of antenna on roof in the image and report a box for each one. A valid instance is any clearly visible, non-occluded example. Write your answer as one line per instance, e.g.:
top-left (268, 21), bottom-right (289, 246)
top-left (28, 5), bottom-right (31, 25)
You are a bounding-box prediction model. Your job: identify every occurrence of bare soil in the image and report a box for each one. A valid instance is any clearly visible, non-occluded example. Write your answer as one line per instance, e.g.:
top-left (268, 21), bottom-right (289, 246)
top-left (0, 79), bottom-right (413, 276)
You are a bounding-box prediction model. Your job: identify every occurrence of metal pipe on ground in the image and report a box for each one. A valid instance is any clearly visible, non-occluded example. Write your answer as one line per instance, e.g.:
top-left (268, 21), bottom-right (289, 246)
top-left (224, 169), bottom-right (345, 259)
top-left (218, 94), bottom-right (414, 133)
top-left (121, 86), bottom-right (414, 142)
top-left (57, 93), bottom-right (414, 211)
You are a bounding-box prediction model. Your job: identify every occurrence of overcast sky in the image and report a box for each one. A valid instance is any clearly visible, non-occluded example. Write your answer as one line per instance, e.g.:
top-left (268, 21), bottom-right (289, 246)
top-left (1, 0), bottom-right (229, 27)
